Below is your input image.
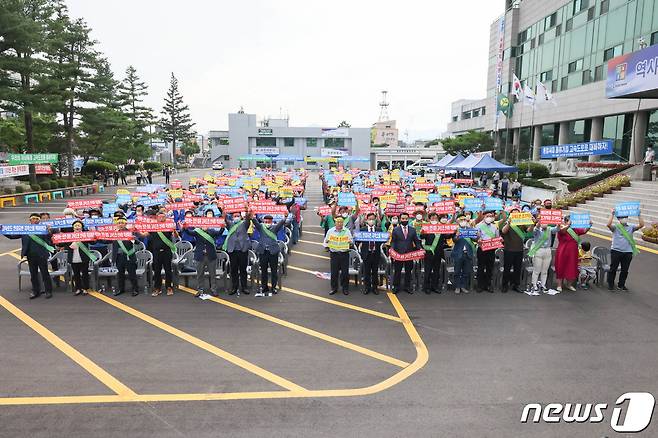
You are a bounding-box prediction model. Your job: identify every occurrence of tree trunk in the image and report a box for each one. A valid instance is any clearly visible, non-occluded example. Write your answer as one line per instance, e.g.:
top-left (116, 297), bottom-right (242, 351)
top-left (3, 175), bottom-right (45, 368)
top-left (21, 65), bottom-right (37, 184)
top-left (67, 99), bottom-right (74, 182)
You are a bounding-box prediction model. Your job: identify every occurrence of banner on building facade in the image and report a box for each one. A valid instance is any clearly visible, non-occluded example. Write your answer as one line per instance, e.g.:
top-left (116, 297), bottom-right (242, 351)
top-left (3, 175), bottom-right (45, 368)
top-left (540, 140), bottom-right (613, 159)
top-left (607, 43), bottom-right (658, 98)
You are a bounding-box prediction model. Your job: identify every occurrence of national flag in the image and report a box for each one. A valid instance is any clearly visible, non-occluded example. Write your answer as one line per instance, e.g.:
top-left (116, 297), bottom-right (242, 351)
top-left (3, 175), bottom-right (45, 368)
top-left (511, 74), bottom-right (523, 100)
top-left (523, 84), bottom-right (536, 106)
top-left (536, 80), bottom-right (556, 106)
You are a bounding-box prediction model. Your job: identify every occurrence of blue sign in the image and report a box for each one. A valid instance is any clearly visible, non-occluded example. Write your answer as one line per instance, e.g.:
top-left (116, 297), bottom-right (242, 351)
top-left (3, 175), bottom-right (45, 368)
top-left (615, 201), bottom-right (640, 217)
top-left (463, 198), bottom-right (483, 213)
top-left (428, 194), bottom-right (443, 205)
top-left (484, 197), bottom-right (503, 211)
top-left (1, 224), bottom-right (48, 235)
top-left (41, 218), bottom-right (76, 228)
top-left (137, 197), bottom-right (163, 207)
top-left (103, 203), bottom-right (119, 217)
top-left (458, 228), bottom-right (479, 239)
top-left (540, 140), bottom-right (613, 159)
top-left (337, 192), bottom-right (357, 207)
top-left (294, 197), bottom-right (307, 207)
top-left (569, 213), bottom-right (591, 228)
top-left (116, 195), bottom-right (132, 204)
top-left (353, 231), bottom-right (389, 242)
top-left (607, 43), bottom-right (658, 98)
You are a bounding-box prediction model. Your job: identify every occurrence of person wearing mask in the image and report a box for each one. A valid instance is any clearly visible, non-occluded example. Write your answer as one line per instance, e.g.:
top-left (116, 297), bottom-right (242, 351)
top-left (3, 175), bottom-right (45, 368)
top-left (421, 213), bottom-right (453, 294)
top-left (554, 215), bottom-right (591, 292)
top-left (475, 211), bottom-right (500, 293)
top-left (390, 212), bottom-right (421, 294)
top-left (109, 217), bottom-right (140, 297)
top-left (528, 219), bottom-right (558, 293)
top-left (358, 212), bottom-right (382, 295)
top-left (323, 216), bottom-right (354, 295)
top-left (223, 209), bottom-right (252, 296)
top-left (452, 215), bottom-right (476, 294)
top-left (499, 208), bottom-right (532, 293)
top-left (290, 201), bottom-right (302, 245)
top-left (186, 210), bottom-right (223, 297)
top-left (644, 144), bottom-right (655, 164)
top-left (251, 213), bottom-right (292, 296)
top-left (606, 209), bottom-right (644, 291)
top-left (4, 213), bottom-right (54, 299)
top-left (61, 219), bottom-right (94, 296)
top-left (142, 209), bottom-right (178, 296)
top-left (147, 169), bottom-right (153, 184)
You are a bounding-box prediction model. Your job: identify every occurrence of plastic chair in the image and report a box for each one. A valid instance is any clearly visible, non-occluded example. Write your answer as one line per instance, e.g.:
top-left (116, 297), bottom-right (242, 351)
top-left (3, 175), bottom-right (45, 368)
top-left (135, 250), bottom-right (153, 290)
top-left (442, 248), bottom-right (455, 290)
top-left (87, 250), bottom-right (102, 291)
top-left (215, 250), bottom-right (230, 291)
top-left (592, 246), bottom-right (611, 286)
top-left (48, 251), bottom-right (70, 292)
top-left (96, 251), bottom-right (118, 292)
top-left (175, 251), bottom-right (197, 288)
top-left (277, 241), bottom-right (289, 275)
top-left (492, 248), bottom-right (505, 291)
top-left (348, 249), bottom-right (362, 287)
top-left (246, 249), bottom-right (260, 289)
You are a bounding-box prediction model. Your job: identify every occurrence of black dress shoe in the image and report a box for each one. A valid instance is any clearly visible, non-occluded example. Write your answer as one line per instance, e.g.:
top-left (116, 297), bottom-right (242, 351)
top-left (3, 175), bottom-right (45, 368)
top-left (241, 289), bottom-right (250, 295)
top-left (329, 290), bottom-right (337, 295)
top-left (476, 288), bottom-right (483, 293)
top-left (343, 290), bottom-right (349, 295)
top-left (131, 291), bottom-right (139, 297)
top-left (501, 286), bottom-right (508, 293)
top-left (363, 289), bottom-right (369, 295)
top-left (114, 290), bottom-right (124, 296)
top-left (228, 290), bottom-right (237, 296)
top-left (44, 292), bottom-right (52, 299)
top-left (29, 292), bottom-right (40, 299)
top-left (406, 289), bottom-right (413, 294)
top-left (424, 289), bottom-right (431, 294)
top-left (512, 286), bottom-right (521, 293)
top-left (435, 289), bottom-right (442, 294)
top-left (373, 290), bottom-right (379, 295)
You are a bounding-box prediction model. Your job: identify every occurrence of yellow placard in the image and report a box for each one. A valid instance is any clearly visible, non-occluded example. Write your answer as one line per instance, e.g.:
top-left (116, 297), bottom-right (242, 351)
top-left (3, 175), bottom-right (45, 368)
top-left (116, 189), bottom-right (129, 195)
top-left (207, 187), bottom-right (217, 195)
top-left (416, 177), bottom-right (426, 184)
top-left (510, 212), bottom-right (534, 226)
top-left (379, 194), bottom-right (397, 207)
top-left (204, 174), bottom-right (213, 182)
top-left (390, 170), bottom-right (400, 182)
top-left (412, 191), bottom-right (428, 203)
top-left (438, 185), bottom-right (452, 196)
top-left (279, 188), bottom-right (293, 198)
top-left (169, 189), bottom-right (183, 199)
top-left (327, 233), bottom-right (350, 251)
top-left (456, 194), bottom-right (474, 207)
top-left (190, 177), bottom-right (198, 185)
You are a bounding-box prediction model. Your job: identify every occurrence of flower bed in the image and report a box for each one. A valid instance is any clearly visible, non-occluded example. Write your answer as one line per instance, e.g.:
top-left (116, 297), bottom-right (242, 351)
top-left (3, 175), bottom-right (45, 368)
top-left (576, 162), bottom-right (628, 169)
top-left (555, 174), bottom-right (631, 209)
top-left (642, 223), bottom-right (658, 244)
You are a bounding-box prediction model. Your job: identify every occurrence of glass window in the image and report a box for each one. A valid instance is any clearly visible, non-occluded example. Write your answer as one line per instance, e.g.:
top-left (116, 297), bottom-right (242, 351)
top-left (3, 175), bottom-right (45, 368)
top-left (600, 0), bottom-right (609, 14)
top-left (573, 0), bottom-right (588, 15)
top-left (284, 137), bottom-right (294, 147)
top-left (587, 7), bottom-right (595, 21)
top-left (645, 110), bottom-right (658, 147)
top-left (541, 124), bottom-right (559, 146)
top-left (472, 109), bottom-right (480, 117)
top-left (538, 34), bottom-right (544, 45)
top-left (256, 137), bottom-right (276, 147)
top-left (462, 111), bottom-right (472, 120)
top-left (540, 70), bottom-right (553, 82)
top-left (582, 69), bottom-right (592, 84)
top-left (603, 114), bottom-right (633, 160)
top-left (306, 138), bottom-right (317, 147)
top-left (566, 18), bottom-right (573, 31)
top-left (567, 120), bottom-right (587, 143)
top-left (561, 76), bottom-right (569, 91)
top-left (652, 31), bottom-right (658, 46)
top-left (604, 44), bottom-right (623, 61)
top-left (605, 6), bottom-right (627, 47)
top-left (555, 24), bottom-right (562, 36)
top-left (284, 160), bottom-right (295, 166)
top-left (324, 138), bottom-right (345, 149)
top-left (482, 107), bottom-right (486, 116)
top-left (568, 58), bottom-right (584, 73)
top-left (594, 65), bottom-right (604, 81)
top-left (551, 79), bottom-right (558, 93)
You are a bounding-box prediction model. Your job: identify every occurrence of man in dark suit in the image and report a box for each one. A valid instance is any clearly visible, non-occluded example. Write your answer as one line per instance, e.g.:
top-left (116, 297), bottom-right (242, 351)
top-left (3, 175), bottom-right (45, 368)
top-left (390, 212), bottom-right (421, 294)
top-left (358, 212), bottom-right (383, 295)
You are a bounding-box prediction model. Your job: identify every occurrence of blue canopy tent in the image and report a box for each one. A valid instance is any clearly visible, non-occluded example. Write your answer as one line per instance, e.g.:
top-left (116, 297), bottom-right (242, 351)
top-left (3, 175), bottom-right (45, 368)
top-left (427, 154), bottom-right (455, 169)
top-left (448, 154), bottom-right (518, 173)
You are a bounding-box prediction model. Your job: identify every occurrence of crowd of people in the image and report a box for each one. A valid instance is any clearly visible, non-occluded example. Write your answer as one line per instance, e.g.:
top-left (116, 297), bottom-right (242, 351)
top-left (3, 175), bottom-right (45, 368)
top-left (0, 166), bottom-right (645, 300)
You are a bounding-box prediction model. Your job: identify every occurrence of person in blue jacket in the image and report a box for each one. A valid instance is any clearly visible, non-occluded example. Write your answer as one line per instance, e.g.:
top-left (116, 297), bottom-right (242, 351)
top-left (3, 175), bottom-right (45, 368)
top-left (452, 214), bottom-right (476, 294)
top-left (251, 212), bottom-right (293, 296)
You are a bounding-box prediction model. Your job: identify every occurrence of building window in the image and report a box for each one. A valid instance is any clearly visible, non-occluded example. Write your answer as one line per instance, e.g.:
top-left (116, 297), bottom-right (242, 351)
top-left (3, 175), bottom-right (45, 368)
top-left (561, 76), bottom-right (569, 91)
top-left (518, 29), bottom-right (528, 44)
top-left (472, 109), bottom-right (480, 117)
top-left (555, 24), bottom-right (561, 36)
top-left (284, 137), bottom-right (295, 147)
top-left (284, 160), bottom-right (295, 166)
top-left (568, 58), bottom-right (583, 73)
top-left (582, 69), bottom-right (592, 84)
top-left (306, 138), bottom-right (317, 147)
top-left (652, 31), bottom-right (658, 46)
top-left (594, 65), bottom-right (604, 81)
top-left (573, 0), bottom-right (588, 15)
top-left (540, 70), bottom-right (553, 82)
top-left (452, 116), bottom-right (458, 122)
top-left (530, 38), bottom-right (536, 49)
top-left (600, 0), bottom-right (609, 14)
top-left (324, 138), bottom-right (345, 149)
top-left (462, 111), bottom-right (472, 120)
top-left (544, 12), bottom-right (557, 30)
top-left (256, 137), bottom-right (276, 147)
top-left (603, 114), bottom-right (633, 160)
top-left (604, 44), bottom-right (623, 62)
top-left (587, 7), bottom-right (595, 21)
top-left (219, 138), bottom-right (229, 145)
top-left (565, 18), bottom-right (573, 32)
top-left (538, 34), bottom-right (544, 45)
top-left (551, 80), bottom-right (558, 93)
top-left (481, 107), bottom-right (486, 116)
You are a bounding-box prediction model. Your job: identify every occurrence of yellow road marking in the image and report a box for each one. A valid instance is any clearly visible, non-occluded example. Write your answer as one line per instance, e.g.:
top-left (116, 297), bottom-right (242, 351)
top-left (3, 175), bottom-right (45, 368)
top-left (298, 239), bottom-right (324, 246)
top-left (0, 295), bottom-right (136, 397)
top-left (178, 285), bottom-right (409, 368)
top-left (280, 284), bottom-right (401, 322)
top-left (0, 292), bottom-right (428, 406)
top-left (4, 251), bottom-right (22, 260)
top-left (302, 230), bottom-right (325, 236)
top-left (290, 250), bottom-right (330, 260)
top-left (0, 248), bottom-right (21, 257)
top-left (588, 231), bottom-right (658, 255)
top-left (88, 292), bottom-right (305, 392)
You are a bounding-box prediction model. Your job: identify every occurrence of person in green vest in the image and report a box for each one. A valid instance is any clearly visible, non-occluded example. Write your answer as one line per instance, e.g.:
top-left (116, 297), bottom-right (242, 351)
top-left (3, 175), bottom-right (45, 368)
top-left (499, 207), bottom-right (533, 293)
top-left (60, 219), bottom-right (95, 296)
top-left (142, 209), bottom-right (179, 296)
top-left (421, 213), bottom-right (454, 294)
top-left (102, 217), bottom-right (140, 297)
top-left (606, 208), bottom-right (645, 291)
top-left (4, 213), bottom-right (54, 299)
top-left (475, 210), bottom-right (500, 293)
top-left (187, 209), bottom-right (225, 297)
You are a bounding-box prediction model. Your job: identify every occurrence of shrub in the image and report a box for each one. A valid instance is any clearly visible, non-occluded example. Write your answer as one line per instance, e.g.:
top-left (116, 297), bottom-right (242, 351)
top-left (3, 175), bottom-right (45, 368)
top-left (81, 160), bottom-right (117, 175)
top-left (30, 183), bottom-right (41, 192)
top-left (57, 178), bottom-right (67, 188)
top-left (14, 185), bottom-right (25, 193)
top-left (519, 178), bottom-right (555, 190)
top-left (517, 162), bottom-right (550, 179)
top-left (40, 181), bottom-right (51, 190)
top-left (567, 165), bottom-right (633, 192)
top-left (143, 161), bottom-right (163, 172)
top-left (576, 162), bottom-right (627, 169)
top-left (124, 164), bottom-right (138, 174)
top-left (3, 187), bottom-right (14, 195)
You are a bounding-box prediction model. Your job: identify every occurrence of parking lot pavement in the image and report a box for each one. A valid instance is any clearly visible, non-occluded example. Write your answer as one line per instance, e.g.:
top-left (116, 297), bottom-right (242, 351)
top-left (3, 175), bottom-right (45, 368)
top-left (0, 170), bottom-right (657, 437)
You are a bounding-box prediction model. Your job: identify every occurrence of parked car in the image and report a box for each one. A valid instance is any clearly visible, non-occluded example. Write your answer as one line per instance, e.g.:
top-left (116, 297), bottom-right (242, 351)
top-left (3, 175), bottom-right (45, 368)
top-left (212, 161), bottom-right (224, 171)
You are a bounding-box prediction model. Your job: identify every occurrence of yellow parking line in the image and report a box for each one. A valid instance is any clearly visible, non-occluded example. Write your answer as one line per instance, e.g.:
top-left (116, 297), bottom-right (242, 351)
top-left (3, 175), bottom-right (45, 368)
top-left (298, 239), bottom-right (324, 246)
top-left (280, 284), bottom-right (401, 323)
top-left (0, 295), bottom-right (136, 397)
top-left (178, 285), bottom-right (409, 368)
top-left (588, 231), bottom-right (658, 255)
top-left (291, 250), bottom-right (330, 260)
top-left (88, 292), bottom-right (306, 392)
top-left (302, 231), bottom-right (325, 236)
top-left (0, 248), bottom-right (21, 257)
top-left (4, 251), bottom-right (22, 260)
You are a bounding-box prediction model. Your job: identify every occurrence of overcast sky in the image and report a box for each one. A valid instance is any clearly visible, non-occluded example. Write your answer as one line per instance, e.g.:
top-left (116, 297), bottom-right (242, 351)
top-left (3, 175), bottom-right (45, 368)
top-left (66, 0), bottom-right (502, 141)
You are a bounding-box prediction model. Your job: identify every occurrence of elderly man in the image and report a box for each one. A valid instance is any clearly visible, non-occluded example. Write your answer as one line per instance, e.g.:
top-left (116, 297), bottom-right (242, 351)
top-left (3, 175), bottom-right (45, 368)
top-left (323, 216), bottom-right (353, 295)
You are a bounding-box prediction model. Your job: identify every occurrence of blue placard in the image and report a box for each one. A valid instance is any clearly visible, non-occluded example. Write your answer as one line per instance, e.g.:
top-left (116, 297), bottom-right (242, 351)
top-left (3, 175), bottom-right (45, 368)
top-left (463, 198), bottom-right (483, 213)
top-left (294, 197), bottom-right (307, 206)
top-left (0, 224), bottom-right (49, 235)
top-left (115, 194), bottom-right (132, 204)
top-left (137, 197), bottom-right (164, 207)
top-left (452, 188), bottom-right (475, 195)
top-left (353, 231), bottom-right (389, 242)
top-left (570, 213), bottom-right (591, 228)
top-left (484, 197), bottom-right (503, 211)
top-left (103, 203), bottom-right (119, 217)
top-left (540, 140), bottom-right (613, 159)
top-left (337, 192), bottom-right (357, 207)
top-left (428, 193), bottom-right (442, 205)
top-left (459, 228), bottom-right (479, 239)
top-left (41, 218), bottom-right (76, 228)
top-left (83, 217), bottom-right (114, 227)
top-left (615, 201), bottom-right (640, 217)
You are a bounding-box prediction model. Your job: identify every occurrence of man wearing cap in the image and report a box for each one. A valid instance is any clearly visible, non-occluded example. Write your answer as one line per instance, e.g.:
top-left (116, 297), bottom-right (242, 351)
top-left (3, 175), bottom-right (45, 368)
top-left (223, 209), bottom-right (252, 296)
top-left (188, 209), bottom-right (223, 297)
top-left (110, 217), bottom-right (140, 297)
top-left (4, 213), bottom-right (54, 299)
top-left (323, 216), bottom-right (353, 295)
top-left (142, 209), bottom-right (178, 296)
top-left (251, 212), bottom-right (293, 296)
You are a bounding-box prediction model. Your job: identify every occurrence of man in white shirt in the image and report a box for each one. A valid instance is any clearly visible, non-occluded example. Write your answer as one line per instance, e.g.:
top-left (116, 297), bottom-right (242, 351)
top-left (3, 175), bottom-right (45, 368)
top-left (323, 217), bottom-right (353, 295)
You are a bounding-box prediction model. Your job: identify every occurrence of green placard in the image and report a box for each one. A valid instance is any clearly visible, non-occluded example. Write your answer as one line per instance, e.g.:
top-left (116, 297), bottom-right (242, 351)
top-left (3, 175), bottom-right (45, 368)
top-left (8, 153), bottom-right (58, 165)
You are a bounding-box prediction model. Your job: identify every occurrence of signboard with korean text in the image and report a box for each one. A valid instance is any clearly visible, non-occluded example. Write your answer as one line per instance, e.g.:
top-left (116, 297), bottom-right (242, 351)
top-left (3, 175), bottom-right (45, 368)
top-left (421, 223), bottom-right (458, 234)
top-left (569, 213), bottom-right (591, 228)
top-left (509, 212), bottom-right (534, 226)
top-left (0, 224), bottom-right (48, 235)
top-left (8, 153), bottom-right (58, 165)
top-left (389, 249), bottom-right (426, 262)
top-left (480, 237), bottom-right (504, 251)
top-left (67, 199), bottom-right (103, 209)
top-left (353, 231), bottom-right (389, 242)
top-left (615, 201), bottom-right (640, 217)
top-left (540, 209), bottom-right (563, 225)
top-left (607, 43), bottom-right (658, 98)
top-left (134, 220), bottom-right (176, 233)
top-left (182, 217), bottom-right (226, 229)
top-left (540, 140), bottom-right (613, 159)
top-left (51, 231), bottom-right (98, 244)
top-left (0, 165), bottom-right (29, 178)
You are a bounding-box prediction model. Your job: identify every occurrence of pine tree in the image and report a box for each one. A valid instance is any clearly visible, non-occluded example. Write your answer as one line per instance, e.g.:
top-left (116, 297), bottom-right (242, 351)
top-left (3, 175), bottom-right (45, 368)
top-left (157, 73), bottom-right (195, 160)
top-left (117, 65), bottom-right (154, 147)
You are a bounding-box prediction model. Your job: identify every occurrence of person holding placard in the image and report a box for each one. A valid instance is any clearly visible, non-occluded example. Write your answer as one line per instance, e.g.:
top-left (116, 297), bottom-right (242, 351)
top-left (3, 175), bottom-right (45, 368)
top-left (499, 208), bottom-right (533, 293)
top-left (421, 213), bottom-right (453, 294)
top-left (59, 220), bottom-right (95, 296)
top-left (142, 209), bottom-right (179, 297)
top-left (528, 220), bottom-right (558, 292)
top-left (358, 213), bottom-right (383, 295)
top-left (223, 209), bottom-right (252, 296)
top-left (452, 215), bottom-right (476, 294)
top-left (323, 217), bottom-right (354, 295)
top-left (107, 217), bottom-right (140, 297)
top-left (606, 208), bottom-right (644, 291)
top-left (252, 213), bottom-right (293, 296)
top-left (390, 212), bottom-right (422, 294)
top-left (555, 214), bottom-right (591, 292)
top-left (475, 211), bottom-right (500, 293)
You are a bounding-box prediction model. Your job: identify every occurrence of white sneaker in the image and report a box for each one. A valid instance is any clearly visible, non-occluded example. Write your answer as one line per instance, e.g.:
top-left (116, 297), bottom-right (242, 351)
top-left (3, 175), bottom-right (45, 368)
top-left (455, 288), bottom-right (461, 294)
top-left (462, 288), bottom-right (470, 294)
top-left (254, 291), bottom-right (264, 297)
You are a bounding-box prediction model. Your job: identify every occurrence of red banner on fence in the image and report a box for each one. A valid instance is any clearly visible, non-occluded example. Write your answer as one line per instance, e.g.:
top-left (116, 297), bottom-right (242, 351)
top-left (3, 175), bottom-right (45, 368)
top-left (166, 202), bottom-right (195, 211)
top-left (221, 197), bottom-right (247, 213)
top-left (421, 223), bottom-right (458, 234)
top-left (540, 210), bottom-right (563, 225)
top-left (182, 217), bottom-right (226, 229)
top-left (479, 237), bottom-right (504, 251)
top-left (134, 220), bottom-right (176, 232)
top-left (389, 248), bottom-right (426, 262)
top-left (67, 199), bottom-right (103, 209)
top-left (51, 231), bottom-right (97, 244)
top-left (95, 230), bottom-right (135, 241)
top-left (35, 164), bottom-right (53, 175)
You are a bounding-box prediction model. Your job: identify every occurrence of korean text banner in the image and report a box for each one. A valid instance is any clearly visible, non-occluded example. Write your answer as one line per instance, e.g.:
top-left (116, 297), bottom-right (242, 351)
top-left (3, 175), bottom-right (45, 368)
top-left (540, 140), bottom-right (613, 159)
top-left (606, 43), bottom-right (658, 98)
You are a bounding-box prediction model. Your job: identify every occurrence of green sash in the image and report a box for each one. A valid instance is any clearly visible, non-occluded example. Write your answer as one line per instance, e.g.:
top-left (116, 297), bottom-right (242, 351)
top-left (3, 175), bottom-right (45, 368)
top-left (566, 227), bottom-right (581, 245)
top-left (118, 240), bottom-right (135, 257)
top-left (510, 224), bottom-right (528, 242)
top-left (616, 223), bottom-right (639, 256)
top-left (480, 224), bottom-right (496, 239)
top-left (77, 242), bottom-right (97, 262)
top-left (194, 228), bottom-right (217, 249)
top-left (423, 234), bottom-right (441, 255)
top-left (464, 237), bottom-right (476, 253)
top-left (380, 216), bottom-right (388, 232)
top-left (29, 234), bottom-right (55, 253)
top-left (528, 228), bottom-right (550, 258)
top-left (261, 224), bottom-right (278, 241)
top-left (221, 220), bottom-right (243, 251)
top-left (157, 231), bottom-right (177, 254)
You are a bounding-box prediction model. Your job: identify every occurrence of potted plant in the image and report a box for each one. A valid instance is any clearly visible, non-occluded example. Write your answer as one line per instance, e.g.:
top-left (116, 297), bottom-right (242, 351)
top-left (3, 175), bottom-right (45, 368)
top-left (641, 223), bottom-right (658, 244)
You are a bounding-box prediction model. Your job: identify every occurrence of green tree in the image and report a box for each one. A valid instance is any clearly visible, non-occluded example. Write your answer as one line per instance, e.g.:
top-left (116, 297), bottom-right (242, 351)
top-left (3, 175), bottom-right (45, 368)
top-left (338, 120), bottom-right (351, 128)
top-left (117, 65), bottom-right (153, 147)
top-left (180, 140), bottom-right (200, 159)
top-left (441, 130), bottom-right (494, 156)
top-left (157, 73), bottom-right (195, 159)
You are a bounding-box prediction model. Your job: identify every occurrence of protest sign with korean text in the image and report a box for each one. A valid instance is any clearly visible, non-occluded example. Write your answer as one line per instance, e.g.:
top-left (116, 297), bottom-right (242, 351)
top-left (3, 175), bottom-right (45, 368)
top-left (509, 212), bottom-right (534, 226)
top-left (51, 231), bottom-right (97, 244)
top-left (479, 237), bottom-right (504, 251)
top-left (389, 249), bottom-right (426, 261)
top-left (0, 224), bottom-right (49, 235)
top-left (540, 209), bottom-right (563, 225)
top-left (615, 201), bottom-right (640, 217)
top-left (353, 231), bottom-right (389, 242)
top-left (421, 223), bottom-right (458, 234)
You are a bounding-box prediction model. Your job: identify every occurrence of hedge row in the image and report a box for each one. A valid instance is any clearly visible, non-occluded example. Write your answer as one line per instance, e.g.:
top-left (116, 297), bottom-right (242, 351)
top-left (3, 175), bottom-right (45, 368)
top-left (567, 164), bottom-right (633, 192)
top-left (3, 176), bottom-right (94, 195)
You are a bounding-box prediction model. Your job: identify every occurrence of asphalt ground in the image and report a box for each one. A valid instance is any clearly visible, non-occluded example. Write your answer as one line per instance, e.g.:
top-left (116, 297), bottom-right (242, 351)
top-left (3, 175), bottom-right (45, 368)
top-left (0, 169), bottom-right (657, 437)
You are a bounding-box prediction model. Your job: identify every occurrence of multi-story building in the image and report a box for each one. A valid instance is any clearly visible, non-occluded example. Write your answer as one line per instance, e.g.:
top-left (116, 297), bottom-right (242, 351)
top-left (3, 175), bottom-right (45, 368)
top-left (371, 120), bottom-right (399, 148)
top-left (210, 112), bottom-right (371, 169)
top-left (447, 0), bottom-right (658, 164)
